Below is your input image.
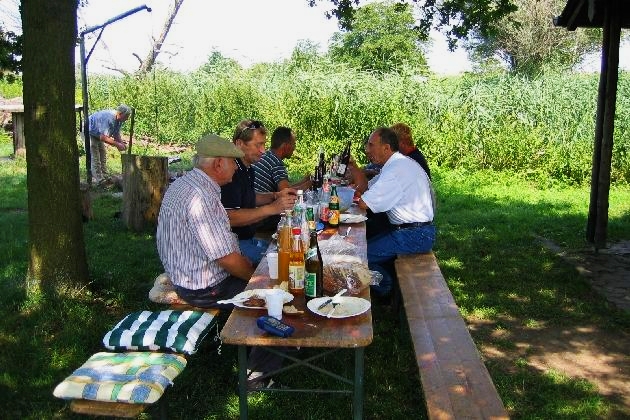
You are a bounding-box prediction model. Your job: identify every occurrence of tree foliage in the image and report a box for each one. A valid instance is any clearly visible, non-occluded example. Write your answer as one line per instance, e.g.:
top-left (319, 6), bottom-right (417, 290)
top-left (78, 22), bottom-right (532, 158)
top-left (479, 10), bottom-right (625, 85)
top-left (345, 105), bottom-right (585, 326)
top-left (0, 26), bottom-right (22, 81)
top-left (328, 1), bottom-right (428, 73)
top-left (465, 0), bottom-right (601, 75)
top-left (311, 0), bottom-right (518, 49)
top-left (199, 50), bottom-right (241, 74)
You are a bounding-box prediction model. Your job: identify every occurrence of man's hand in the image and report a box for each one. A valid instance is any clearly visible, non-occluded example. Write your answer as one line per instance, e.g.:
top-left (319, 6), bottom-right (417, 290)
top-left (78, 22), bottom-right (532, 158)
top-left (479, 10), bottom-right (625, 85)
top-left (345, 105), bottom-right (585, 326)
top-left (115, 141), bottom-right (127, 152)
top-left (271, 188), bottom-right (297, 213)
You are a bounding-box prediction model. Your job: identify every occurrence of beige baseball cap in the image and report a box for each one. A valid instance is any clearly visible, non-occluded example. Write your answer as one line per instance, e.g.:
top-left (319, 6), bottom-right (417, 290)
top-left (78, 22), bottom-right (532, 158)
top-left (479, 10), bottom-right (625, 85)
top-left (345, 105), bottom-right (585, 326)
top-left (196, 133), bottom-right (244, 158)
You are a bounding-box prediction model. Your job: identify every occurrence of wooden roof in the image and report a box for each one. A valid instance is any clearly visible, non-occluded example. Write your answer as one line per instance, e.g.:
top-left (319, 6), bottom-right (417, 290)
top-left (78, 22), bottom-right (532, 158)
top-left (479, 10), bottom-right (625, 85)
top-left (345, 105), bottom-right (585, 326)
top-left (554, 0), bottom-right (630, 30)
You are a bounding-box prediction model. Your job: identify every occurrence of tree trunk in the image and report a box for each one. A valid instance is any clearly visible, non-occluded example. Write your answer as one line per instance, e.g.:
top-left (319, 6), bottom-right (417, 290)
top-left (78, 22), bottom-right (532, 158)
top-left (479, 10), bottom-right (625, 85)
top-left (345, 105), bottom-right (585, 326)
top-left (21, 0), bottom-right (89, 294)
top-left (138, 0), bottom-right (185, 74)
top-left (121, 154), bottom-right (169, 231)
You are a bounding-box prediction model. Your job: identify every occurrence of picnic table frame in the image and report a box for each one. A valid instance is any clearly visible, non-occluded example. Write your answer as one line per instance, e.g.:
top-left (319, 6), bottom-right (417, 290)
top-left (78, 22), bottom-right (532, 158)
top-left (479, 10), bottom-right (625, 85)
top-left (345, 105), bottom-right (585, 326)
top-left (220, 222), bottom-right (372, 420)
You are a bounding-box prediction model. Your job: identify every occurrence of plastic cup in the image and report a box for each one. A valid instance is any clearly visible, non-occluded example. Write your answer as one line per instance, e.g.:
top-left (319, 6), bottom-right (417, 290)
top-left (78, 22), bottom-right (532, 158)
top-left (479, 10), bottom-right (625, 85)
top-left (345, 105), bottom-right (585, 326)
top-left (267, 252), bottom-right (279, 280)
top-left (266, 289), bottom-right (284, 319)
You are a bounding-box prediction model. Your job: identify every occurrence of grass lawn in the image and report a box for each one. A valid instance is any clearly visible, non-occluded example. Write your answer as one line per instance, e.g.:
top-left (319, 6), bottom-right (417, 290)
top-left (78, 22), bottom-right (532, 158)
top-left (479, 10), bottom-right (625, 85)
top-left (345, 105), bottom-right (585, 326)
top-left (1, 134), bottom-right (629, 419)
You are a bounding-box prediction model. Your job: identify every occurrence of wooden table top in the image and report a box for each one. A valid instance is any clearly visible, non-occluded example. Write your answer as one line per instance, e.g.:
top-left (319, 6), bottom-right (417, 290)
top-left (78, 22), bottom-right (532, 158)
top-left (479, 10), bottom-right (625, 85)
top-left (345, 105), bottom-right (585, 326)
top-left (220, 215), bottom-right (373, 349)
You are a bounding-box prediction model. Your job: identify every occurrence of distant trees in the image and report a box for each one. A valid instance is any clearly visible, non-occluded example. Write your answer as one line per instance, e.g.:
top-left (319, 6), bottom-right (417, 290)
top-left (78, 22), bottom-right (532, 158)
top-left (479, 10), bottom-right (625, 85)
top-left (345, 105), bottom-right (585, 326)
top-left (328, 2), bottom-right (428, 73)
top-left (199, 50), bottom-right (241, 74)
top-left (0, 26), bottom-right (21, 80)
top-left (465, 0), bottom-right (601, 75)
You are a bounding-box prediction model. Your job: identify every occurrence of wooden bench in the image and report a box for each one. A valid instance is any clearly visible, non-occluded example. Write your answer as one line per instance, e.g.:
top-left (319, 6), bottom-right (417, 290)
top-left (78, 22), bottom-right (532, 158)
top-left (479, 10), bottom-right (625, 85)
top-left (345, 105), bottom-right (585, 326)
top-left (65, 304), bottom-right (221, 419)
top-left (395, 253), bottom-right (509, 420)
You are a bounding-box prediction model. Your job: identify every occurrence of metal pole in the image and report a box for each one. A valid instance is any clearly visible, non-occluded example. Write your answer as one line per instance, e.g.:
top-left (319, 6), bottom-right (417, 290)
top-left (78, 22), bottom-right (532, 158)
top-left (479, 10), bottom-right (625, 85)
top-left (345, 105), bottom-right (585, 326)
top-left (78, 5), bottom-right (151, 185)
top-left (79, 36), bottom-right (92, 185)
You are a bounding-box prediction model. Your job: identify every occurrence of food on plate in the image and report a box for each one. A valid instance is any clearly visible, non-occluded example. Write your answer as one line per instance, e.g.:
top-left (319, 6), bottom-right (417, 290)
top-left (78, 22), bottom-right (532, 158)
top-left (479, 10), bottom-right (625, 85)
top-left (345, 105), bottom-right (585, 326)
top-left (242, 295), bottom-right (266, 307)
top-left (274, 281), bottom-right (289, 292)
top-left (282, 304), bottom-right (303, 315)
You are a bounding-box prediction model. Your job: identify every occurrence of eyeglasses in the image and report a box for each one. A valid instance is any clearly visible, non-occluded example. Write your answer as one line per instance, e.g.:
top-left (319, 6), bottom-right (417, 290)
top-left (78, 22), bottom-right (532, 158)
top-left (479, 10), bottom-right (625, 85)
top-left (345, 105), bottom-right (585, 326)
top-left (236, 120), bottom-right (265, 140)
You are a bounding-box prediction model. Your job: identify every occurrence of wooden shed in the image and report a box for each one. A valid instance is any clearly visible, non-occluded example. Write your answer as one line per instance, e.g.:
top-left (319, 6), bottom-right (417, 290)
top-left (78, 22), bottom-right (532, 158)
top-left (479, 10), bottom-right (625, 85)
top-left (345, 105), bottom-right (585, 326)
top-left (554, 0), bottom-right (630, 249)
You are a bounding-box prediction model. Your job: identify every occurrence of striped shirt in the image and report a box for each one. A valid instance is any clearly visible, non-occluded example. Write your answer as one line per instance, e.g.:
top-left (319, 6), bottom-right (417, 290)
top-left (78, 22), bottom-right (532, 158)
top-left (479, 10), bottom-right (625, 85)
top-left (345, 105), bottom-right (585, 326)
top-left (156, 168), bottom-right (240, 290)
top-left (252, 150), bottom-right (288, 193)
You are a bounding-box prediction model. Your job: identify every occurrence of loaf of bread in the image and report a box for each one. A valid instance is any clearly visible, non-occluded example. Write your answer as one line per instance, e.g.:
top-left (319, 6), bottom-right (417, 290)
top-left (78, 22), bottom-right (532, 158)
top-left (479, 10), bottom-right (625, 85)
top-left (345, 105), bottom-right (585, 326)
top-left (323, 262), bottom-right (372, 295)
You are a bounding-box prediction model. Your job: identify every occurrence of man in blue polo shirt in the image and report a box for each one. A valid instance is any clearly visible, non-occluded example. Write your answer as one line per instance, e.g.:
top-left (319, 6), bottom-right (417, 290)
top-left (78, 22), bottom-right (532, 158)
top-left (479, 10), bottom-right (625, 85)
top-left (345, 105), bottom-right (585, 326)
top-left (221, 120), bottom-right (297, 265)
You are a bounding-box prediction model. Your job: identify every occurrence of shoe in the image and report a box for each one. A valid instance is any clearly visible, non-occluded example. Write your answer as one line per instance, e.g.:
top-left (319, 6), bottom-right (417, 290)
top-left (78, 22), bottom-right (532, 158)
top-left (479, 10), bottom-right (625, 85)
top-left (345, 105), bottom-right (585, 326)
top-left (246, 371), bottom-right (286, 392)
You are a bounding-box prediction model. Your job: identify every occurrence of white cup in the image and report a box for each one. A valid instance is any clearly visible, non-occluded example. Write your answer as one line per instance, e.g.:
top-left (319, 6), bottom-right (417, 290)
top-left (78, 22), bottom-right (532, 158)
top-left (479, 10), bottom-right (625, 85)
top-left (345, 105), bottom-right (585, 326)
top-left (267, 252), bottom-right (279, 279)
top-left (266, 289), bottom-right (284, 319)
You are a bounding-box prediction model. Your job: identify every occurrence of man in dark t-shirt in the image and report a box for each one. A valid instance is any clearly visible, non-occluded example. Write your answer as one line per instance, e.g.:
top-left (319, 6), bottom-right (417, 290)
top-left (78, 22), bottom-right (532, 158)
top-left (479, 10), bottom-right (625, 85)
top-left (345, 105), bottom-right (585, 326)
top-left (391, 122), bottom-right (431, 180)
top-left (220, 120), bottom-right (296, 265)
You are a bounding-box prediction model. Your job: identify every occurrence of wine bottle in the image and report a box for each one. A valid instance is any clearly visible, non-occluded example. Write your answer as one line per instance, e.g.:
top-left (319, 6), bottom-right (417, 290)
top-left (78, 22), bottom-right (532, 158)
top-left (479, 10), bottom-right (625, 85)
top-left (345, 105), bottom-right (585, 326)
top-left (305, 231), bottom-right (323, 301)
top-left (336, 141), bottom-right (351, 178)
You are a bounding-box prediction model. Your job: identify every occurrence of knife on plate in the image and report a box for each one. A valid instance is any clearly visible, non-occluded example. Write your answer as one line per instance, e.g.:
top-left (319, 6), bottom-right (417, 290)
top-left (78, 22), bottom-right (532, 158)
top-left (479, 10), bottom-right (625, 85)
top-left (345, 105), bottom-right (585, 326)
top-left (317, 288), bottom-right (347, 310)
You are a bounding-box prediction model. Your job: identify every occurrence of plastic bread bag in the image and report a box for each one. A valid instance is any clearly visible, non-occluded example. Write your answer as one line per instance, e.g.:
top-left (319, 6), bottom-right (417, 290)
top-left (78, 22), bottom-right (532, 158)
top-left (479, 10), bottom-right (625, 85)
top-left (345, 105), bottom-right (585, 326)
top-left (319, 233), bottom-right (360, 261)
top-left (323, 261), bottom-right (382, 295)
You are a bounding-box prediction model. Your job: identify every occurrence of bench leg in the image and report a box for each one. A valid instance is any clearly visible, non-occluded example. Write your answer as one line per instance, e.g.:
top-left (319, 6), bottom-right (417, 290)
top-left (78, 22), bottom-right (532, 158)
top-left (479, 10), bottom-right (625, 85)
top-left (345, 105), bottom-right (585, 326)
top-left (353, 347), bottom-right (365, 420)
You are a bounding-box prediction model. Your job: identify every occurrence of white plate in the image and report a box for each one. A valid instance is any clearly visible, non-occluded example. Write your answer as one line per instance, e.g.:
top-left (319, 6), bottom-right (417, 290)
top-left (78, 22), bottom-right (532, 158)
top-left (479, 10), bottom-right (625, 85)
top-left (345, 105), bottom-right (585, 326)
top-left (232, 289), bottom-right (294, 309)
top-left (339, 214), bottom-right (368, 224)
top-left (307, 296), bottom-right (371, 318)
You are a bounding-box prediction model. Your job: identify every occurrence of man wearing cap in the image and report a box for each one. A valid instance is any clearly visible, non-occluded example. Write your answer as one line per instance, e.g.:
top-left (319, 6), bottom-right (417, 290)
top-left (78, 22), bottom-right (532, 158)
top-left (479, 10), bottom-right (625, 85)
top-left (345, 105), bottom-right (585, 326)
top-left (221, 119), bottom-right (297, 266)
top-left (87, 104), bottom-right (131, 184)
top-left (156, 133), bottom-right (254, 308)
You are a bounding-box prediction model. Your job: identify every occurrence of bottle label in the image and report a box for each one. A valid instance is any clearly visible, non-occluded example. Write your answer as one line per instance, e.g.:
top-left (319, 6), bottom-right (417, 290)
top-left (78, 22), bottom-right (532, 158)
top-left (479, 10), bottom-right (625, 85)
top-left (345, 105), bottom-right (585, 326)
top-left (305, 248), bottom-right (317, 259)
top-left (289, 265), bottom-right (305, 290)
top-left (337, 163), bottom-right (347, 176)
top-left (305, 272), bottom-right (317, 297)
top-left (329, 209), bottom-right (340, 226)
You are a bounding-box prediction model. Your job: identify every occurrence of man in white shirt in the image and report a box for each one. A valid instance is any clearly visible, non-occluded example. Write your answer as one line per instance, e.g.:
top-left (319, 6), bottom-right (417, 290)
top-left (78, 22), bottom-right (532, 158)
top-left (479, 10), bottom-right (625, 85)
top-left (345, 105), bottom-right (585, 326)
top-left (357, 127), bottom-right (436, 296)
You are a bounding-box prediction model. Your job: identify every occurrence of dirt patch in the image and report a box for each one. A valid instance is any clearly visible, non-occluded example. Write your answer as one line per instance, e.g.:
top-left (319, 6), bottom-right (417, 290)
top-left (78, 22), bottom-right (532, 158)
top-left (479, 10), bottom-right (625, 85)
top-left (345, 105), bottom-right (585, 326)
top-left (472, 239), bottom-right (630, 418)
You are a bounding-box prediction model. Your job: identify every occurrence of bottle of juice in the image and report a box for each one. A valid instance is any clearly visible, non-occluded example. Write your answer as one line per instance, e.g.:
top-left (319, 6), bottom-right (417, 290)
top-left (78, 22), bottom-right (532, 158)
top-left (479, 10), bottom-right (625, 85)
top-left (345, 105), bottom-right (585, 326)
top-left (277, 210), bottom-right (292, 285)
top-left (288, 228), bottom-right (305, 295)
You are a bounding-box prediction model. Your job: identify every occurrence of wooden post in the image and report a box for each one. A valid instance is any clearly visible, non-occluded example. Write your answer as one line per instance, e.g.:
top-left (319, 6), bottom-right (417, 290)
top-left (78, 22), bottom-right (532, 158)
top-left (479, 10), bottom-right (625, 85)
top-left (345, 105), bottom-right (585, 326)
top-left (12, 111), bottom-right (26, 158)
top-left (121, 154), bottom-right (169, 231)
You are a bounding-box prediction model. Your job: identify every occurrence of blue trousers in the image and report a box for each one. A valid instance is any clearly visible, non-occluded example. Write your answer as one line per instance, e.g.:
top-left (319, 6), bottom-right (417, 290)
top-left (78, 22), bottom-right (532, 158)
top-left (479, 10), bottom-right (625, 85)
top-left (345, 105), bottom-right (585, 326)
top-left (367, 224), bottom-right (436, 296)
top-left (239, 237), bottom-right (269, 267)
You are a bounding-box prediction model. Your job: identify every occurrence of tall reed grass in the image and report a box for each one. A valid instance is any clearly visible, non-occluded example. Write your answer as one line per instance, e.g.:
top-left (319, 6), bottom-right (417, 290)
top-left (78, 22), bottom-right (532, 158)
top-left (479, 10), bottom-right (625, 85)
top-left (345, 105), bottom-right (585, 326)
top-left (3, 66), bottom-right (629, 185)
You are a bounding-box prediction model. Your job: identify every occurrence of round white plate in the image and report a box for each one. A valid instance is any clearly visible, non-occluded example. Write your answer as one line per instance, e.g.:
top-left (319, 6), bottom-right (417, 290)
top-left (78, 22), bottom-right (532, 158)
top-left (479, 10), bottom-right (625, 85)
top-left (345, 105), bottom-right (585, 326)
top-left (339, 214), bottom-right (368, 224)
top-left (307, 296), bottom-right (371, 318)
top-left (232, 289), bottom-right (293, 309)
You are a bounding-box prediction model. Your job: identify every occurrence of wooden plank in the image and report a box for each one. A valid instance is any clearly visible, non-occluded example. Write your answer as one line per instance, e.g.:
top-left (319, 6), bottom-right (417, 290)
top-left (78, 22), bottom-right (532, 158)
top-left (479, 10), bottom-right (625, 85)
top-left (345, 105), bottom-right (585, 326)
top-left (70, 399), bottom-right (147, 418)
top-left (395, 253), bottom-right (509, 420)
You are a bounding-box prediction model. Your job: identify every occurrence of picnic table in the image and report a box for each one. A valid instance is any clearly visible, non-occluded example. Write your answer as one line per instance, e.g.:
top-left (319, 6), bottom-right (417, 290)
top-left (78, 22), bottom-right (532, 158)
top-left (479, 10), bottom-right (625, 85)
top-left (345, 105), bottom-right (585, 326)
top-left (220, 218), bottom-right (372, 420)
top-left (0, 103), bottom-right (83, 157)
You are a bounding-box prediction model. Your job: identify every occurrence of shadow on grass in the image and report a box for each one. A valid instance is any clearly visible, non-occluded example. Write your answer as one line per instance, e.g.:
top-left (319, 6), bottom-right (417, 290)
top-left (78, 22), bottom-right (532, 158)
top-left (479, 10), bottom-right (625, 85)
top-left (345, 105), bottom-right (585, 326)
top-left (1, 167), bottom-right (630, 418)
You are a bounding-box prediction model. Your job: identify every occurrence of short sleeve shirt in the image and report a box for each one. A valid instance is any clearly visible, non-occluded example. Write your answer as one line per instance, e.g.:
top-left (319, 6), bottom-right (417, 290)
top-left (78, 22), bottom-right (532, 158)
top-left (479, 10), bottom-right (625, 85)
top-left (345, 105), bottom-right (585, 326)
top-left (88, 109), bottom-right (122, 138)
top-left (156, 168), bottom-right (240, 290)
top-left (220, 159), bottom-right (257, 240)
top-left (252, 150), bottom-right (288, 193)
top-left (362, 152), bottom-right (434, 224)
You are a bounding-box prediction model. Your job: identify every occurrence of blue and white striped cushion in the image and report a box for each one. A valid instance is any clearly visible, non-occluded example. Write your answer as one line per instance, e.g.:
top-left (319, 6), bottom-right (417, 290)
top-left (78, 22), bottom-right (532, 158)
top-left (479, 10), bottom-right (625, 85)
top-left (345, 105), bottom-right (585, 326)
top-left (103, 310), bottom-right (216, 355)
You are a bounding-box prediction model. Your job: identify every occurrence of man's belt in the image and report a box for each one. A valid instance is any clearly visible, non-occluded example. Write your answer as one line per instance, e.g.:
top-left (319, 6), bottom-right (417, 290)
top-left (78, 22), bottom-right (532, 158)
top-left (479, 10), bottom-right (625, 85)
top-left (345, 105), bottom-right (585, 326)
top-left (393, 221), bottom-right (433, 230)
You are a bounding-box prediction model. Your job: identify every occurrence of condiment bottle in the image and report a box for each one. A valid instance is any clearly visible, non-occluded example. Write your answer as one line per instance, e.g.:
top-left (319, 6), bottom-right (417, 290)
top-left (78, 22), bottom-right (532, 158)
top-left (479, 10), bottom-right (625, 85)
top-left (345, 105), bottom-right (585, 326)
top-left (328, 184), bottom-right (340, 229)
top-left (305, 230), bottom-right (323, 302)
top-left (336, 141), bottom-right (351, 178)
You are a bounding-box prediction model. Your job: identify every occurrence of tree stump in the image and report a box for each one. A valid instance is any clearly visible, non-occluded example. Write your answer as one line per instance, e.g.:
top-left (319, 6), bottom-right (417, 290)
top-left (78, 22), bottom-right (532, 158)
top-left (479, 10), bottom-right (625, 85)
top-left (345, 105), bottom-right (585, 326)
top-left (121, 154), bottom-right (169, 231)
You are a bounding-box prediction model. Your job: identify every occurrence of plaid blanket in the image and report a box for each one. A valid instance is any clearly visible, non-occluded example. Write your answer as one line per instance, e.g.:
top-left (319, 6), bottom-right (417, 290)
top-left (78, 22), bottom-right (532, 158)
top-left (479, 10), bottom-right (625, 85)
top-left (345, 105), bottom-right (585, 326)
top-left (103, 310), bottom-right (216, 355)
top-left (53, 352), bottom-right (187, 404)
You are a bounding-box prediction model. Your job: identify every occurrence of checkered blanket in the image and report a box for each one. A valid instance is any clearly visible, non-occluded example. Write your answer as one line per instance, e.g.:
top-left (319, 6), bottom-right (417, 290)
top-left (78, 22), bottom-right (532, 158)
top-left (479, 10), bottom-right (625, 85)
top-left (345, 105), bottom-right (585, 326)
top-left (53, 352), bottom-right (187, 404)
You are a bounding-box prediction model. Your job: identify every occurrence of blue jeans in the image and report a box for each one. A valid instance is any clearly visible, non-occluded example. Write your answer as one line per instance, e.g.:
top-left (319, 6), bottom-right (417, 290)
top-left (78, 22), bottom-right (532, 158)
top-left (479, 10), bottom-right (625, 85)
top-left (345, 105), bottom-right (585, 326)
top-left (239, 238), bottom-right (269, 267)
top-left (368, 224), bottom-right (436, 296)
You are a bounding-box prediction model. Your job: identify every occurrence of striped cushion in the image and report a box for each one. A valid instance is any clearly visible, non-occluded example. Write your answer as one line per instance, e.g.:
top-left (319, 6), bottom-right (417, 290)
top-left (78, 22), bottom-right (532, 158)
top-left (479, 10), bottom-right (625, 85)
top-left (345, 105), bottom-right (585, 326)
top-left (103, 310), bottom-right (216, 355)
top-left (53, 352), bottom-right (187, 404)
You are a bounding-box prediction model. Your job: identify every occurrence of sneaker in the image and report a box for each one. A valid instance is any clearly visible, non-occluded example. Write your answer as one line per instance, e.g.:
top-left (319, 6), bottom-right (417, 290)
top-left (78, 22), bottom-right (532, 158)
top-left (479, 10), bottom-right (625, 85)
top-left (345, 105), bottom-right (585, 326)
top-left (246, 371), bottom-right (286, 392)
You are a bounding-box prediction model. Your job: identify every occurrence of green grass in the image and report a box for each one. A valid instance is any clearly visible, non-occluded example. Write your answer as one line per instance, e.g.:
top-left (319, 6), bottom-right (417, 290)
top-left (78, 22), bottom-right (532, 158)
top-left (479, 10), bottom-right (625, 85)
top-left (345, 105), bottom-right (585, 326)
top-left (1, 135), bottom-right (629, 418)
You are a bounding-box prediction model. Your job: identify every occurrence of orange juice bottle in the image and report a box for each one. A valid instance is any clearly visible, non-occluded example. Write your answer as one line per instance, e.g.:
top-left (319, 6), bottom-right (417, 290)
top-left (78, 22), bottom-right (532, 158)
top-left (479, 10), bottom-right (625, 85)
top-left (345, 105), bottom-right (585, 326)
top-left (277, 211), bottom-right (292, 284)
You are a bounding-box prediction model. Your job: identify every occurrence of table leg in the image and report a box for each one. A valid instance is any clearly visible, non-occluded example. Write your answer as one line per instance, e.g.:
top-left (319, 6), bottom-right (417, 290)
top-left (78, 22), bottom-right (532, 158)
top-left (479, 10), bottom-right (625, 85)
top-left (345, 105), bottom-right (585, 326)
top-left (353, 347), bottom-right (365, 420)
top-left (237, 345), bottom-right (248, 420)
